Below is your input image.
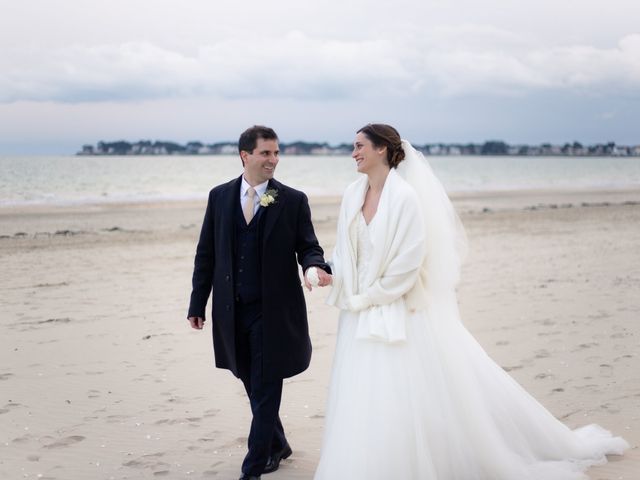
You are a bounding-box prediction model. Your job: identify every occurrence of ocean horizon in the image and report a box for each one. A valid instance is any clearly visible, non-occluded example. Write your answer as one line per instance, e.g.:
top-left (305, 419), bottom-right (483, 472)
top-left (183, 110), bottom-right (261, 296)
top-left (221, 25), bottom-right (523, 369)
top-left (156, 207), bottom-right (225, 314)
top-left (2, 154), bottom-right (640, 207)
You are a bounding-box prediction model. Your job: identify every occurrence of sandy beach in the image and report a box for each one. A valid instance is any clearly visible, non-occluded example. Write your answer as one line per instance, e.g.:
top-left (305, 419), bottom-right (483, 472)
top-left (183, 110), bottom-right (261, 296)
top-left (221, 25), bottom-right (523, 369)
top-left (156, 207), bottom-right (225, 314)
top-left (1, 189), bottom-right (639, 479)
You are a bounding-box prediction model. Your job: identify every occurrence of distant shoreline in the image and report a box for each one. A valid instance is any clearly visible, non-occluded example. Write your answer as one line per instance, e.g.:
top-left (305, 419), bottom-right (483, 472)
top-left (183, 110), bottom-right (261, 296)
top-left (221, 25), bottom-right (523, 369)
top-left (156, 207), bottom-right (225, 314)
top-left (3, 186), bottom-right (640, 218)
top-left (78, 140), bottom-right (640, 157)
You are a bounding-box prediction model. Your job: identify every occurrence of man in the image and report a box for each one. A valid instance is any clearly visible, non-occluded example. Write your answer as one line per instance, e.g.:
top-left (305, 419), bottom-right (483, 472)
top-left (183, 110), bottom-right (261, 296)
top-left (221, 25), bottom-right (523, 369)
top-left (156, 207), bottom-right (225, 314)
top-left (187, 125), bottom-right (332, 480)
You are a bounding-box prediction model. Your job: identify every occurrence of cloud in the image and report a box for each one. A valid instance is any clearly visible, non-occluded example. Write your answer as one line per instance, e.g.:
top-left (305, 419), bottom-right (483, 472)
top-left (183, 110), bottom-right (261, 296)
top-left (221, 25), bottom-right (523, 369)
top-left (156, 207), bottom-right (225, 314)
top-left (1, 29), bottom-right (639, 104)
top-left (419, 31), bottom-right (640, 96)
top-left (0, 33), bottom-right (413, 103)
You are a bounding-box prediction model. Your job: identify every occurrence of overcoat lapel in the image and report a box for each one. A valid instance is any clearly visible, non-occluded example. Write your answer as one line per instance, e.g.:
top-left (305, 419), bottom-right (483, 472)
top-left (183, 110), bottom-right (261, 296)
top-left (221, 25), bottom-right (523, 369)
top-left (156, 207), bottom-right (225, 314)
top-left (262, 179), bottom-right (285, 246)
top-left (221, 176), bottom-right (242, 256)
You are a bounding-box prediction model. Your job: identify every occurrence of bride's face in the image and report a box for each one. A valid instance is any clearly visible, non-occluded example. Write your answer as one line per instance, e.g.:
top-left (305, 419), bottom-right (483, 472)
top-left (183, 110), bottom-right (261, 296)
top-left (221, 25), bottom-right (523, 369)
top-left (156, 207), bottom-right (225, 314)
top-left (352, 132), bottom-right (386, 174)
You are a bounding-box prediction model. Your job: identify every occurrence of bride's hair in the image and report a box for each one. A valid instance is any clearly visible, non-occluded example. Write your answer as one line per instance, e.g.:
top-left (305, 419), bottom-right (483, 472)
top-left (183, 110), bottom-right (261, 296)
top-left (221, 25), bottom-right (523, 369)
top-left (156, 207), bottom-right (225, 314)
top-left (357, 123), bottom-right (405, 168)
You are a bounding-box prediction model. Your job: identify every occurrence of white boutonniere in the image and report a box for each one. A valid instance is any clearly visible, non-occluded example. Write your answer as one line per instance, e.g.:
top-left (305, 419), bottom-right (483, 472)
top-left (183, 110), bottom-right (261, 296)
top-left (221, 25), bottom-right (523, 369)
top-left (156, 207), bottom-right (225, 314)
top-left (259, 188), bottom-right (278, 207)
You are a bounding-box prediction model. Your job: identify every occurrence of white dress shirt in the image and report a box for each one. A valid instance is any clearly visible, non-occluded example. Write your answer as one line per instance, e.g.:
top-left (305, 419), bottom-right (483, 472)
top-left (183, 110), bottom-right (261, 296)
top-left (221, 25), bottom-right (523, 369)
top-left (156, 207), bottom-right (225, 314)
top-left (240, 177), bottom-right (269, 216)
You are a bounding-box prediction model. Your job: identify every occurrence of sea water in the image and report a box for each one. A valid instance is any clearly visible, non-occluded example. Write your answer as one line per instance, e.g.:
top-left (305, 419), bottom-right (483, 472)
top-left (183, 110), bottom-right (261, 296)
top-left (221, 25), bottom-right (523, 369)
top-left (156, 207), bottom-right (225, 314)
top-left (1, 154), bottom-right (640, 206)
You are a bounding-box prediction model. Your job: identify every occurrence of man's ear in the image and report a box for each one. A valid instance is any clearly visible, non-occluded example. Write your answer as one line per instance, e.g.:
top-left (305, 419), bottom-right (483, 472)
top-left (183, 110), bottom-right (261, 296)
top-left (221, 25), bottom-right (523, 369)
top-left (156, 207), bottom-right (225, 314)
top-left (240, 150), bottom-right (248, 167)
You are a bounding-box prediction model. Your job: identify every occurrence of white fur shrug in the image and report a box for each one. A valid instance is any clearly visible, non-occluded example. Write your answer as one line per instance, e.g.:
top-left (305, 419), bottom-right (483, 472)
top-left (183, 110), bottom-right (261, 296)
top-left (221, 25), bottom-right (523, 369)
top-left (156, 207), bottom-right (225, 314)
top-left (326, 169), bottom-right (427, 342)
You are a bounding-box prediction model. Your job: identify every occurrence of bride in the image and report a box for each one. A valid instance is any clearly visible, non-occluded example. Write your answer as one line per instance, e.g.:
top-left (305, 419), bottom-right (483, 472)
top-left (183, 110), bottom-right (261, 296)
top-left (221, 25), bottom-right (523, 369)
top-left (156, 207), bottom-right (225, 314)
top-left (313, 124), bottom-right (628, 479)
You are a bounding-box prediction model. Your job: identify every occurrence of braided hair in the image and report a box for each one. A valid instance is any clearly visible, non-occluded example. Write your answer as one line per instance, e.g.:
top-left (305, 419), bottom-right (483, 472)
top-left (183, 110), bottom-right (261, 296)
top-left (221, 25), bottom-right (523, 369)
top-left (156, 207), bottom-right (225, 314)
top-left (357, 123), bottom-right (405, 168)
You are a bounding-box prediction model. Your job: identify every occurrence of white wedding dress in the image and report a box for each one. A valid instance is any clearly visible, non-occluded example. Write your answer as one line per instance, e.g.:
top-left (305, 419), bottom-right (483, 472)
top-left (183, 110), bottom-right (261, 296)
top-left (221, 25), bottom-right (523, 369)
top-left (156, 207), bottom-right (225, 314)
top-left (314, 210), bottom-right (628, 480)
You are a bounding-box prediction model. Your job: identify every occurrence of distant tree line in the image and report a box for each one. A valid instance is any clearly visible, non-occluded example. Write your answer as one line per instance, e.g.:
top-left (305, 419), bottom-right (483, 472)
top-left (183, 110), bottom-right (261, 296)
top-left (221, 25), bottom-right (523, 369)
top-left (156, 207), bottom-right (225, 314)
top-left (428, 140), bottom-right (637, 157)
top-left (77, 139), bottom-right (640, 157)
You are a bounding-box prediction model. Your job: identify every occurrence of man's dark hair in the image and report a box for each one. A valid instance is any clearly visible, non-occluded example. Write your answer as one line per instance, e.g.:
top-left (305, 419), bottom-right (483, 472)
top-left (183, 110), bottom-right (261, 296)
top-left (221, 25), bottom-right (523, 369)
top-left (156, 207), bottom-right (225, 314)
top-left (238, 125), bottom-right (279, 154)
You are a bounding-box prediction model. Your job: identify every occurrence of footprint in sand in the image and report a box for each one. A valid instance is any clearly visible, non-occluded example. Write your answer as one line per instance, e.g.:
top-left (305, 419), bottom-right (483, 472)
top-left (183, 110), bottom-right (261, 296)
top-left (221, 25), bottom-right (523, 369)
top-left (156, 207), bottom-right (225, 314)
top-left (502, 365), bottom-right (523, 372)
top-left (43, 435), bottom-right (86, 449)
top-left (198, 437), bottom-right (217, 443)
top-left (574, 384), bottom-right (599, 393)
top-left (166, 396), bottom-right (187, 404)
top-left (37, 317), bottom-right (72, 325)
top-left (572, 342), bottom-right (599, 353)
top-left (2, 401), bottom-right (24, 414)
top-left (106, 414), bottom-right (130, 424)
top-left (611, 332), bottom-right (632, 339)
top-left (12, 434), bottom-right (35, 444)
top-left (154, 417), bottom-right (202, 426)
top-left (537, 330), bottom-right (562, 337)
top-left (560, 409), bottom-right (582, 420)
top-left (599, 364), bottom-right (614, 377)
top-left (123, 453), bottom-right (169, 470)
top-left (202, 461), bottom-right (225, 475)
top-left (584, 355), bottom-right (602, 363)
top-left (231, 436), bottom-right (247, 445)
top-left (535, 319), bottom-right (556, 326)
top-left (88, 389), bottom-right (101, 399)
top-left (149, 404), bottom-right (173, 413)
top-left (0, 373), bottom-right (14, 381)
top-left (600, 402), bottom-right (621, 414)
top-left (614, 354), bottom-right (634, 362)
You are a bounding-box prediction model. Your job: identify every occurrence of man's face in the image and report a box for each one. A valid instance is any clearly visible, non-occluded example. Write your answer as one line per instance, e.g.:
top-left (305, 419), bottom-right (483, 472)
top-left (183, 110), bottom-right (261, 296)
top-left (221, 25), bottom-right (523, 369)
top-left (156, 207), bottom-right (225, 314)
top-left (241, 138), bottom-right (279, 185)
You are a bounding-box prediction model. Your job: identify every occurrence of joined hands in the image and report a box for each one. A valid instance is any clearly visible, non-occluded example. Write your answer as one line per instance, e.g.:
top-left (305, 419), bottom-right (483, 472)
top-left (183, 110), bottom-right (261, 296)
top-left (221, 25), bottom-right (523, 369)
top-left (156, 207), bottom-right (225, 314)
top-left (304, 267), bottom-right (332, 291)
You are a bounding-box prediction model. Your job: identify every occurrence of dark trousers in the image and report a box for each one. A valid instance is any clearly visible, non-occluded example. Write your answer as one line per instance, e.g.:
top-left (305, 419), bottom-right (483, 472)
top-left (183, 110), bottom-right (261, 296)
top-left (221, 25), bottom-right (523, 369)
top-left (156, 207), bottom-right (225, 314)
top-left (235, 301), bottom-right (288, 476)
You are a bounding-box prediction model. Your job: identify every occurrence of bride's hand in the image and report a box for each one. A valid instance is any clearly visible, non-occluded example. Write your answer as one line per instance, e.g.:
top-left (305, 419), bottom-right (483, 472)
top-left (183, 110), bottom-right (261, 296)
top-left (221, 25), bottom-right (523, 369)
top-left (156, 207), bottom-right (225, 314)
top-left (347, 294), bottom-right (372, 312)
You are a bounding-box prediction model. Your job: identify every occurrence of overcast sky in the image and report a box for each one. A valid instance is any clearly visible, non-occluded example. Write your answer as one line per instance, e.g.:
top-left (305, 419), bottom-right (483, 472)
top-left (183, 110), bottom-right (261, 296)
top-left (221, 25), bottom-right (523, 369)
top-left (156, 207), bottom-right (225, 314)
top-left (1, 0), bottom-right (639, 153)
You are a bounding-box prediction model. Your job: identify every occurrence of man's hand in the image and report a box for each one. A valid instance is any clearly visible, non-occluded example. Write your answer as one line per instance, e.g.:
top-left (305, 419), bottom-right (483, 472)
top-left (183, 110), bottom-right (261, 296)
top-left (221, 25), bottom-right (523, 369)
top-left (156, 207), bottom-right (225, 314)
top-left (316, 269), bottom-right (332, 287)
top-left (188, 316), bottom-right (205, 330)
top-left (304, 267), bottom-right (333, 291)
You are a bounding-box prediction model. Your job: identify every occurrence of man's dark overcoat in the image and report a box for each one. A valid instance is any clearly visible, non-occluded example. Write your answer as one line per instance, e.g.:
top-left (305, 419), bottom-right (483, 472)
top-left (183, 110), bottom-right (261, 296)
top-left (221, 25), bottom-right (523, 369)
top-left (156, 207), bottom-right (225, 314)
top-left (188, 176), bottom-right (327, 381)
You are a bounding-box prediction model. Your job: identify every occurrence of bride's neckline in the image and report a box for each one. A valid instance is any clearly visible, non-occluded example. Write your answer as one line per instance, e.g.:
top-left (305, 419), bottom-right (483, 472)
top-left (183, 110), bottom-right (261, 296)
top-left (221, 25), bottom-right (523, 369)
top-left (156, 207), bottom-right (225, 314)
top-left (361, 181), bottom-right (385, 226)
top-left (360, 210), bottom-right (375, 227)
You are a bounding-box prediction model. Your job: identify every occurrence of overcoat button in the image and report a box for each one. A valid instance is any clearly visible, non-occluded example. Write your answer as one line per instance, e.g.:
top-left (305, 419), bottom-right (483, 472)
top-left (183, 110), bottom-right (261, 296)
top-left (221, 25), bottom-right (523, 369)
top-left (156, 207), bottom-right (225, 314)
top-left (226, 305), bottom-right (231, 311)
top-left (225, 275), bottom-right (230, 281)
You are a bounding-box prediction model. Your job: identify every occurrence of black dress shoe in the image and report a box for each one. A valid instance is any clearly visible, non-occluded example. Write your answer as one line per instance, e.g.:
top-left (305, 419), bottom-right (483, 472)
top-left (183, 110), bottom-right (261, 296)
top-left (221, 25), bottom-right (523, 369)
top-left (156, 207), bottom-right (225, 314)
top-left (263, 444), bottom-right (292, 474)
top-left (239, 474), bottom-right (260, 480)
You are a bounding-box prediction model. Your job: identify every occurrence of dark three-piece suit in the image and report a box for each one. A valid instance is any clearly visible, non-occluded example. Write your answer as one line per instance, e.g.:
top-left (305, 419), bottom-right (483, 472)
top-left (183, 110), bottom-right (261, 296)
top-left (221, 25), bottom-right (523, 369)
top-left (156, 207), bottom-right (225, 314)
top-left (188, 175), bottom-right (330, 476)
